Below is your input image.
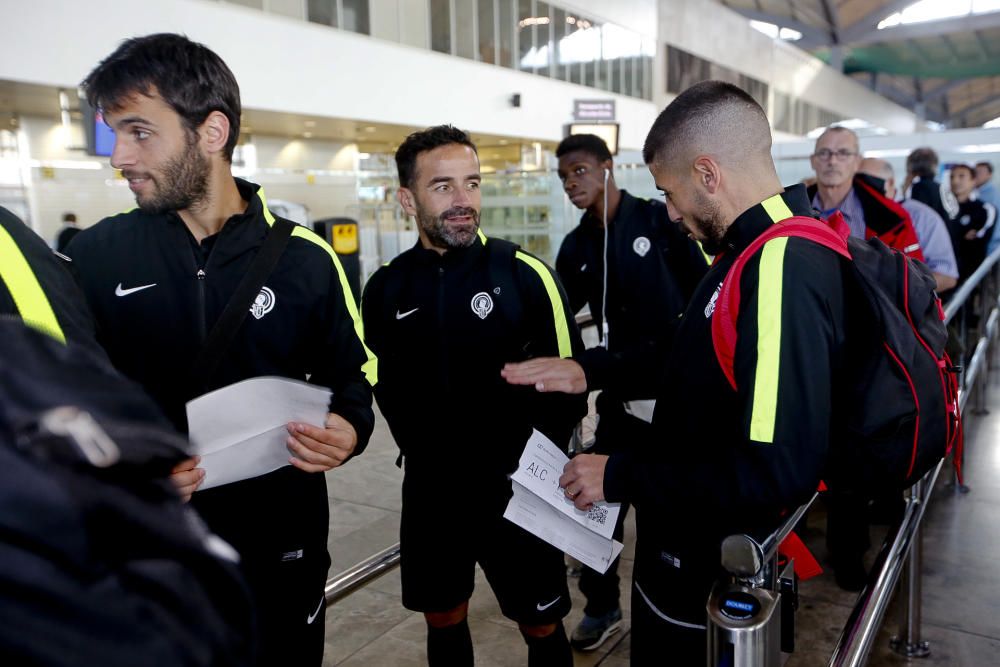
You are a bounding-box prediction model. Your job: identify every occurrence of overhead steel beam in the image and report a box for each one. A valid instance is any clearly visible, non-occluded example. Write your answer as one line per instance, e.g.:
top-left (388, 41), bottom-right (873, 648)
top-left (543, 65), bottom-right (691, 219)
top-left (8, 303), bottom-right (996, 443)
top-left (846, 11), bottom-right (1000, 47)
top-left (840, 0), bottom-right (920, 44)
top-left (972, 31), bottom-right (992, 61)
top-left (957, 94), bottom-right (1000, 126)
top-left (819, 0), bottom-right (842, 42)
top-left (923, 78), bottom-right (973, 103)
top-left (725, 6), bottom-right (831, 45)
top-left (905, 39), bottom-right (932, 66)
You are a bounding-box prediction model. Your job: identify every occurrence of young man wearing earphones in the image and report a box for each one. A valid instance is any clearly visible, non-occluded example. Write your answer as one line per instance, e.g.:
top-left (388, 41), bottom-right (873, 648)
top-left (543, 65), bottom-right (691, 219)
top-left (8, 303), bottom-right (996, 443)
top-left (502, 133), bottom-right (708, 651)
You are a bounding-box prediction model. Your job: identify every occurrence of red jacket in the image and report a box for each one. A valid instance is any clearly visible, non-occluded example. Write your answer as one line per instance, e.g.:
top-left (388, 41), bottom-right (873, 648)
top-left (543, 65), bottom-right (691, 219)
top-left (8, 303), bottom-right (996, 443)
top-left (809, 176), bottom-right (925, 262)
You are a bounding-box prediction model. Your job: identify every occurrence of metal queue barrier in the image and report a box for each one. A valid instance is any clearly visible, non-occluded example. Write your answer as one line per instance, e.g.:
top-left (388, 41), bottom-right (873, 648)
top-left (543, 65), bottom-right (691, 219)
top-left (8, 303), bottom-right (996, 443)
top-left (323, 248), bottom-right (1000, 667)
top-left (706, 496), bottom-right (816, 666)
top-left (828, 246), bottom-right (1000, 667)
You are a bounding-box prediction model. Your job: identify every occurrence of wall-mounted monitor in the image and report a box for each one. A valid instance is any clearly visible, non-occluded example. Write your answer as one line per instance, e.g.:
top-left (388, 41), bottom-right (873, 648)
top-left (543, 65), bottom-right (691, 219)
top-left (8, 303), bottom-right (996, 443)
top-left (567, 123), bottom-right (620, 155)
top-left (80, 98), bottom-right (114, 157)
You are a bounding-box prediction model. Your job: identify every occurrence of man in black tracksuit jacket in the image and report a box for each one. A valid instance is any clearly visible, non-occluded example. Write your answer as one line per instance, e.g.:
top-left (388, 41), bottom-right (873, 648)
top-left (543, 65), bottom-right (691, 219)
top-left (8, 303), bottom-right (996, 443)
top-left (68, 34), bottom-right (374, 666)
top-left (506, 134), bottom-right (708, 650)
top-left (0, 206), bottom-right (104, 357)
top-left (362, 126), bottom-right (587, 667)
top-left (562, 83), bottom-right (854, 665)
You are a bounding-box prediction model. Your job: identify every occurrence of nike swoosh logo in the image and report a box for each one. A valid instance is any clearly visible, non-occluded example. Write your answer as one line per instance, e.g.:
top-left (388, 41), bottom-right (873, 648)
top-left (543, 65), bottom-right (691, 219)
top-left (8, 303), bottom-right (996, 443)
top-left (396, 307), bottom-right (419, 320)
top-left (115, 282), bottom-right (157, 297)
top-left (536, 596), bottom-right (561, 611)
top-left (306, 596), bottom-right (324, 625)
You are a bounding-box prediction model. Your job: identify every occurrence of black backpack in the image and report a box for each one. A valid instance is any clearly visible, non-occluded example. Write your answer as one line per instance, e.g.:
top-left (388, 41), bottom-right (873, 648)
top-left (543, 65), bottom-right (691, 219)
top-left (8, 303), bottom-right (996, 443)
top-left (0, 323), bottom-right (255, 667)
top-left (711, 214), bottom-right (962, 493)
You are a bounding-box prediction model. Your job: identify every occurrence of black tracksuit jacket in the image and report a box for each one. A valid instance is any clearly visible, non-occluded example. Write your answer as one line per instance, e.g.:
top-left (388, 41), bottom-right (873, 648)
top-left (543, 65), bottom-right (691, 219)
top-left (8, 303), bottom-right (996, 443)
top-left (66, 178), bottom-right (375, 569)
top-left (0, 206), bottom-right (104, 359)
top-left (361, 234), bottom-right (587, 506)
top-left (555, 191), bottom-right (708, 422)
top-left (603, 184), bottom-right (855, 621)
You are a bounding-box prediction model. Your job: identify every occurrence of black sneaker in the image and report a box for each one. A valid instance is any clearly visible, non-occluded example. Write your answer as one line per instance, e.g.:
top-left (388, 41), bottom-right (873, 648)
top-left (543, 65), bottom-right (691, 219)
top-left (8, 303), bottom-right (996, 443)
top-left (570, 607), bottom-right (623, 651)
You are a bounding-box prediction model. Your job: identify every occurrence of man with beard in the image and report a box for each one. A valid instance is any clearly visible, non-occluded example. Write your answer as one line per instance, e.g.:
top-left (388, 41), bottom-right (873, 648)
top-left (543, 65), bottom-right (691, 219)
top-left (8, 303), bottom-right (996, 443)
top-left (559, 81), bottom-right (851, 665)
top-left (66, 34), bottom-right (376, 666)
top-left (502, 133), bottom-right (707, 652)
top-left (360, 125), bottom-right (587, 667)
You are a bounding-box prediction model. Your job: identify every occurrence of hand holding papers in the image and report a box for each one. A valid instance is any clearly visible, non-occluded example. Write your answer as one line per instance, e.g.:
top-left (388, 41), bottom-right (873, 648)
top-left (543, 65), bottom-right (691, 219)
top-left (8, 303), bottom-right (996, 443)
top-left (504, 429), bottom-right (624, 573)
top-left (186, 376), bottom-right (332, 490)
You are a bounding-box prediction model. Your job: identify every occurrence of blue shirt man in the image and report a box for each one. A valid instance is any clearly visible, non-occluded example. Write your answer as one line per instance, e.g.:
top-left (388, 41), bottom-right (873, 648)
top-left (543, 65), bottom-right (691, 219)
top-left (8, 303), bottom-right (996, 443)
top-left (976, 162), bottom-right (1000, 258)
top-left (859, 158), bottom-right (958, 292)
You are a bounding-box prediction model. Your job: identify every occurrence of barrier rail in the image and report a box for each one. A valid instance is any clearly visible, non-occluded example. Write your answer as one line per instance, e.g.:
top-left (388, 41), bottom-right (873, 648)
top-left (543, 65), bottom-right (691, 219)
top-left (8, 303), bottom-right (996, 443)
top-left (828, 246), bottom-right (1000, 666)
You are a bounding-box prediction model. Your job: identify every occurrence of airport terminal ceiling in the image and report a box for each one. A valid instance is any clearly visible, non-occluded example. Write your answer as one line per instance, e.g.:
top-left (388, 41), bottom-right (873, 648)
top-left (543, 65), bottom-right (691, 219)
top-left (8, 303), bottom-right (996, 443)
top-left (718, 0), bottom-right (1000, 128)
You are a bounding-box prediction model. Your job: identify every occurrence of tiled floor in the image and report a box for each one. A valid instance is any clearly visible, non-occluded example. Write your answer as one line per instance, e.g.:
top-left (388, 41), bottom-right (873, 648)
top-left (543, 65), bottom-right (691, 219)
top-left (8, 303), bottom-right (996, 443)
top-left (322, 370), bottom-right (1000, 666)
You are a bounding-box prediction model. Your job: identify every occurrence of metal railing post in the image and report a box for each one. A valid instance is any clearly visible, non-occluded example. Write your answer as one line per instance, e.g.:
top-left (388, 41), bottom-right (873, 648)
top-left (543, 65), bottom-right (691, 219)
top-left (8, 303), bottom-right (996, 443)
top-left (889, 480), bottom-right (930, 658)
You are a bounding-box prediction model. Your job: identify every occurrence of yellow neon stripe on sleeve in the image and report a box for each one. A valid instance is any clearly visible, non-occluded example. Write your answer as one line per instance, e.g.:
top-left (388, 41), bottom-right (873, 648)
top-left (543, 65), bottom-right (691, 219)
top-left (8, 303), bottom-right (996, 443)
top-left (761, 194), bottom-right (794, 223)
top-left (254, 185), bottom-right (377, 385)
top-left (0, 225), bottom-right (66, 344)
top-left (514, 251), bottom-right (572, 358)
top-left (289, 226), bottom-right (379, 386)
top-left (749, 236), bottom-right (788, 443)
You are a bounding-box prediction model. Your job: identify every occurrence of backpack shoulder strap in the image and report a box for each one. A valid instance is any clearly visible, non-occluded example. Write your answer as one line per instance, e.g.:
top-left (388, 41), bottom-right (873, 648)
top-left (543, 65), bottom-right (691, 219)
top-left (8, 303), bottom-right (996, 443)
top-left (192, 218), bottom-right (294, 392)
top-left (712, 215), bottom-right (851, 390)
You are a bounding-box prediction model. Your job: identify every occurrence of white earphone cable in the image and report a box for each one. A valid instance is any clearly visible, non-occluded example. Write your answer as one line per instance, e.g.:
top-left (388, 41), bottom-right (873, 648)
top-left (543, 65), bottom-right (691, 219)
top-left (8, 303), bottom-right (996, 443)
top-left (601, 167), bottom-right (610, 349)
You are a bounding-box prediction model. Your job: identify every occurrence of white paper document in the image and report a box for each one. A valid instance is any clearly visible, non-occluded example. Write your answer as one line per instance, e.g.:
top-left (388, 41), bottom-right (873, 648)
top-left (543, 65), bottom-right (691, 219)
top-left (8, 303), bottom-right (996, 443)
top-left (186, 376), bottom-right (332, 491)
top-left (504, 429), bottom-right (624, 573)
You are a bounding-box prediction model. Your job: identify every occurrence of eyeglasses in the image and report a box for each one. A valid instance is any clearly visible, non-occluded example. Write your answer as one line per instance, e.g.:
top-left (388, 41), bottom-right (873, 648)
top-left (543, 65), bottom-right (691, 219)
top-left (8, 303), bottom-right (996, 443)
top-left (813, 149), bottom-right (859, 161)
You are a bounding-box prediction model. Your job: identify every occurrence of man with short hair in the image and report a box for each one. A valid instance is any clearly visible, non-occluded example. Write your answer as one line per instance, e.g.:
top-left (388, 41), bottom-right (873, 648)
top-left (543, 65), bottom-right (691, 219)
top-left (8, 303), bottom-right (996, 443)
top-left (905, 147), bottom-right (956, 223)
top-left (949, 162), bottom-right (997, 281)
top-left (859, 157), bottom-right (958, 292)
top-left (361, 125), bottom-right (587, 667)
top-left (53, 212), bottom-right (80, 254)
top-left (974, 161), bottom-right (1000, 258)
top-left (808, 126), bottom-right (924, 260)
top-left (67, 33), bottom-right (375, 666)
top-left (502, 132), bottom-right (707, 651)
top-left (560, 81), bottom-right (853, 664)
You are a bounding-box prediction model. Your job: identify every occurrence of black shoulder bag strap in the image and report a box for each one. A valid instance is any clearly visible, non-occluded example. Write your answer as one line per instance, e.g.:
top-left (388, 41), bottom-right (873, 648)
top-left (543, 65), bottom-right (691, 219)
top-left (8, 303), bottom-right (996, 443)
top-left (192, 218), bottom-right (295, 392)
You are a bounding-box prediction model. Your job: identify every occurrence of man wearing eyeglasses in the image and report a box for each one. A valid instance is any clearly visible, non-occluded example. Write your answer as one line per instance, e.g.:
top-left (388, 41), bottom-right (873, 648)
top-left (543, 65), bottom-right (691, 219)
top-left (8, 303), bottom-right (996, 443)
top-left (807, 126), bottom-right (926, 591)
top-left (806, 126), bottom-right (924, 264)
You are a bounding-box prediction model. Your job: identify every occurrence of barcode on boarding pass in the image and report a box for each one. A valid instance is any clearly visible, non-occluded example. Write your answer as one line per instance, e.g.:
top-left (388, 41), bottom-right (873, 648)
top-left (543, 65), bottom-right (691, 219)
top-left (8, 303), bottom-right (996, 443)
top-left (587, 505), bottom-right (609, 525)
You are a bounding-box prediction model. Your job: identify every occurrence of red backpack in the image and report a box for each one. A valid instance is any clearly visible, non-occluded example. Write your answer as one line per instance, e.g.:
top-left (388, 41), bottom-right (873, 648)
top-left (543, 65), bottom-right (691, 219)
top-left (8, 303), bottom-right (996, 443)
top-left (711, 213), bottom-right (962, 492)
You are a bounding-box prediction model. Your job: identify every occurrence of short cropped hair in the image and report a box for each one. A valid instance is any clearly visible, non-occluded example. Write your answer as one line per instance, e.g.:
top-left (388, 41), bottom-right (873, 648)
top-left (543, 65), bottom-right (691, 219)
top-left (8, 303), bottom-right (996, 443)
top-left (951, 163), bottom-right (975, 178)
top-left (395, 125), bottom-right (477, 189)
top-left (643, 81), bottom-right (771, 168)
top-left (906, 148), bottom-right (939, 179)
top-left (556, 134), bottom-right (612, 163)
top-left (82, 33), bottom-right (242, 162)
top-left (976, 161), bottom-right (994, 175)
top-left (815, 125), bottom-right (859, 152)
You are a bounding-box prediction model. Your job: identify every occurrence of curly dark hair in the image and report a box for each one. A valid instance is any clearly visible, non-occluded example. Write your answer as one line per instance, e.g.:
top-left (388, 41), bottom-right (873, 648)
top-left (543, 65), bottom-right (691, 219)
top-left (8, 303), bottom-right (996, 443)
top-left (395, 125), bottom-right (477, 188)
top-left (556, 133), bottom-right (612, 163)
top-left (82, 33), bottom-right (242, 162)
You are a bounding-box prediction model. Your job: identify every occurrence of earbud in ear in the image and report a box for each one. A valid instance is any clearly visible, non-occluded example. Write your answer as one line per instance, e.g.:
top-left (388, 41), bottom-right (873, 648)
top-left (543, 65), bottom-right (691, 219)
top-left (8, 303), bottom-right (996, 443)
top-left (604, 168), bottom-right (610, 179)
